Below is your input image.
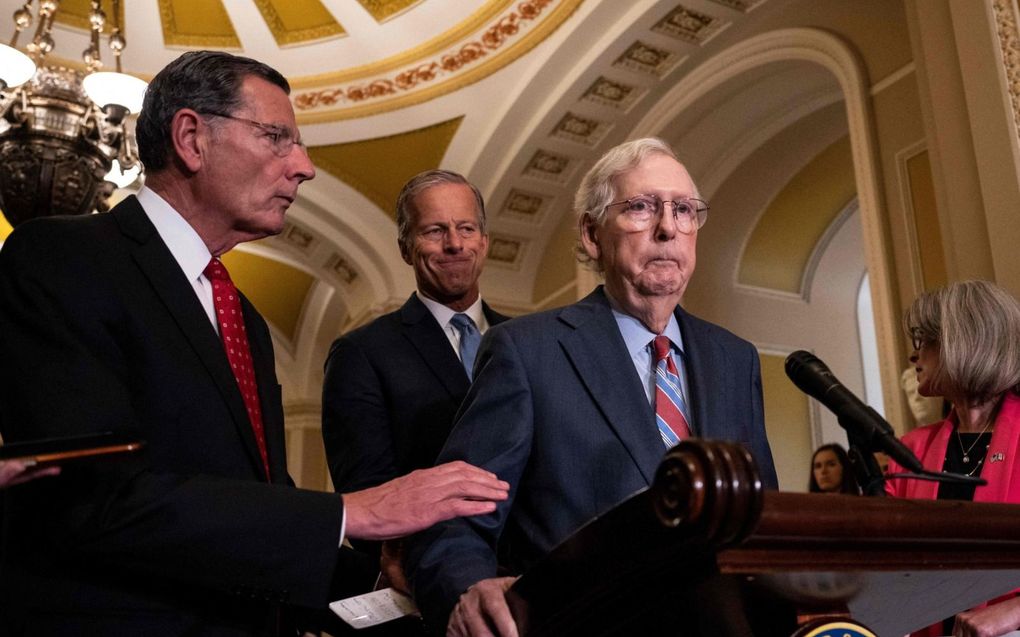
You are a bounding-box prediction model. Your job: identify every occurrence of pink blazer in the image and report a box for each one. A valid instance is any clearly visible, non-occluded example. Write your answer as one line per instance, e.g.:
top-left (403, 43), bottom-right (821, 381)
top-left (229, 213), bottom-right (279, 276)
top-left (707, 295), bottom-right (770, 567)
top-left (885, 392), bottom-right (1020, 636)
top-left (886, 392), bottom-right (1020, 502)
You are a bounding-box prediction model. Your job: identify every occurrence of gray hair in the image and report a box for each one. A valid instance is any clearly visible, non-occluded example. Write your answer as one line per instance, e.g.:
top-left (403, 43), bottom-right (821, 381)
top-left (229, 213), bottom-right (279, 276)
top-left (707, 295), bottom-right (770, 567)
top-left (395, 169), bottom-right (486, 253)
top-left (905, 280), bottom-right (1020, 405)
top-left (573, 137), bottom-right (698, 268)
top-left (136, 51), bottom-right (290, 172)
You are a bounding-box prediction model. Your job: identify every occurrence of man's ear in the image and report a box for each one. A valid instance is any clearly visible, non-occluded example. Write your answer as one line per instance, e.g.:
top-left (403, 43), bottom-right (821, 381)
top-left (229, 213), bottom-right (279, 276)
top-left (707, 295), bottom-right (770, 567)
top-left (169, 109), bottom-right (206, 174)
top-left (579, 213), bottom-right (601, 262)
top-left (399, 239), bottom-right (412, 265)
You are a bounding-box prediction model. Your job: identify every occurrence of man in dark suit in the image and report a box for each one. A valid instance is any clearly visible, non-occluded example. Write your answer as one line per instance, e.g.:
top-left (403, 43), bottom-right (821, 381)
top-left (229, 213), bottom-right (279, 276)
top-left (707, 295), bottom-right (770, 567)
top-left (323, 170), bottom-right (508, 496)
top-left (405, 138), bottom-right (778, 636)
top-left (322, 170), bottom-right (508, 621)
top-left (0, 51), bottom-right (507, 636)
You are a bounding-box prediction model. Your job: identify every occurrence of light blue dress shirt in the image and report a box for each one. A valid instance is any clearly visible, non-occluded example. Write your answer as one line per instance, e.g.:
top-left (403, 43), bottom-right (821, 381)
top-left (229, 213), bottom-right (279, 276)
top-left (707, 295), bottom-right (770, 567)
top-left (611, 307), bottom-right (694, 432)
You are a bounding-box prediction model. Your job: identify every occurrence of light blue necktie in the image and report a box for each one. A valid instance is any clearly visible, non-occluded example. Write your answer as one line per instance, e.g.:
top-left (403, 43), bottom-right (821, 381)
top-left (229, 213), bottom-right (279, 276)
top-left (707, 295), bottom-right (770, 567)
top-left (450, 313), bottom-right (480, 377)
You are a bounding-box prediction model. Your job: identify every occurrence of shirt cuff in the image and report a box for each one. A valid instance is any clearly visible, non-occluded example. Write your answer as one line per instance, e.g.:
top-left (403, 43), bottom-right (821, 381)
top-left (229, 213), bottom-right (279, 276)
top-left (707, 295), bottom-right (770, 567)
top-left (338, 505), bottom-right (347, 548)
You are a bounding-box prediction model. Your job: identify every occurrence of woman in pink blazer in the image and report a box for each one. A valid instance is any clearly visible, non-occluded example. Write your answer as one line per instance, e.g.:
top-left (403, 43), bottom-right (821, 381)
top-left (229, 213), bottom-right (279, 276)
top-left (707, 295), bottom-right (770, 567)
top-left (887, 280), bottom-right (1020, 637)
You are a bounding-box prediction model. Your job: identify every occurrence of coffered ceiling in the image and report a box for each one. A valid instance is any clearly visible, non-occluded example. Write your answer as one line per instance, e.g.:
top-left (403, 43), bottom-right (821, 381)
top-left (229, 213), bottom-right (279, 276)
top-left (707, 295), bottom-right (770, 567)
top-left (0, 0), bottom-right (915, 400)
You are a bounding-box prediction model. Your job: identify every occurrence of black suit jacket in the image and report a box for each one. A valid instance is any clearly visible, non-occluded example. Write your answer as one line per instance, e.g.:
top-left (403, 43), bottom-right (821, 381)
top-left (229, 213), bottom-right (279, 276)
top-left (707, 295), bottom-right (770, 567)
top-left (322, 293), bottom-right (508, 495)
top-left (406, 287), bottom-right (777, 630)
top-left (0, 197), bottom-right (354, 636)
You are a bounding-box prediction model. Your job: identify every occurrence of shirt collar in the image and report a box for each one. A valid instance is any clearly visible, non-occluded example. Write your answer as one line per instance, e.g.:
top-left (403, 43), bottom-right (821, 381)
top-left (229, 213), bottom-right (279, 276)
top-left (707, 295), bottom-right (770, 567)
top-left (136, 186), bottom-right (212, 283)
top-left (417, 292), bottom-right (486, 330)
top-left (610, 305), bottom-right (684, 357)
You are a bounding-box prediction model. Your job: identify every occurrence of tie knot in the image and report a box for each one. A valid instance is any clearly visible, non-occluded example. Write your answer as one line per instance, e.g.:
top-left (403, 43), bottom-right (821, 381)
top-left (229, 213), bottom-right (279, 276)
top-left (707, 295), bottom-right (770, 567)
top-left (203, 258), bottom-right (231, 282)
top-left (653, 335), bottom-right (672, 362)
top-left (450, 313), bottom-right (476, 334)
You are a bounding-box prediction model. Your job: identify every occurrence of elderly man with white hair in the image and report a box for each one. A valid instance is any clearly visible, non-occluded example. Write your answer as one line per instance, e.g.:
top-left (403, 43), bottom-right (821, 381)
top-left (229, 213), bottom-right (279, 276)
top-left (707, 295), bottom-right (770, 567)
top-left (405, 137), bottom-right (777, 636)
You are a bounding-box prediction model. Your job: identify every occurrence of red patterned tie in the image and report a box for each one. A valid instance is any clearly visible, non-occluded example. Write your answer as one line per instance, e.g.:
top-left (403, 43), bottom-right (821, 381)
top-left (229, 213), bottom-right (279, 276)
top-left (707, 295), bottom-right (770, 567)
top-left (654, 335), bottom-right (692, 446)
top-left (204, 258), bottom-right (270, 479)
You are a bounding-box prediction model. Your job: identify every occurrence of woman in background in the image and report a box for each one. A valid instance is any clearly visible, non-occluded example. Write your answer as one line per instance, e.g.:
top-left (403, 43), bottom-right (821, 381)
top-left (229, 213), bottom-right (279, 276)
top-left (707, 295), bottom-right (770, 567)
top-left (808, 443), bottom-right (859, 494)
top-left (887, 280), bottom-right (1020, 637)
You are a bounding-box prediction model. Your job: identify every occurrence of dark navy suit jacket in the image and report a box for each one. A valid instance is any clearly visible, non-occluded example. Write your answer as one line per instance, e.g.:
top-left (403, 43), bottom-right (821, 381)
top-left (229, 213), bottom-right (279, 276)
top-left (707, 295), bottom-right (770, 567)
top-left (0, 197), bottom-right (350, 636)
top-left (322, 293), bottom-right (508, 495)
top-left (406, 287), bottom-right (777, 630)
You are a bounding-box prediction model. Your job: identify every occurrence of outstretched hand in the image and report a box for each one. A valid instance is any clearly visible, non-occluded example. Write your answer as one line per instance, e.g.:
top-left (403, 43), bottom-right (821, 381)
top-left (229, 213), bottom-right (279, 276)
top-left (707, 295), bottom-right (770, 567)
top-left (447, 576), bottom-right (519, 637)
top-left (0, 460), bottom-right (60, 489)
top-left (343, 461), bottom-right (509, 540)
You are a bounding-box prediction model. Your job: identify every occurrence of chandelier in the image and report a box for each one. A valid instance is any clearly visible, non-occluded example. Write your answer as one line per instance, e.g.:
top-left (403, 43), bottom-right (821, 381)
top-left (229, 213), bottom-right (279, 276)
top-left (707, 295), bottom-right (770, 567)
top-left (0, 0), bottom-right (146, 227)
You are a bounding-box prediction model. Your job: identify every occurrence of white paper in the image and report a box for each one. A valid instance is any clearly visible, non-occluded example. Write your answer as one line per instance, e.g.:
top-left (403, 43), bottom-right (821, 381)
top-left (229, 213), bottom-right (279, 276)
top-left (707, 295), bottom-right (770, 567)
top-left (846, 570), bottom-right (1020, 636)
top-left (329, 587), bottom-right (419, 629)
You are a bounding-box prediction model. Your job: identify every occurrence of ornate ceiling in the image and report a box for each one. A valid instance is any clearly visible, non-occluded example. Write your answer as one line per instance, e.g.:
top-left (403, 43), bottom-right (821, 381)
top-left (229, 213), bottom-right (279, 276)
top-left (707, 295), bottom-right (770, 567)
top-left (0, 0), bottom-right (915, 415)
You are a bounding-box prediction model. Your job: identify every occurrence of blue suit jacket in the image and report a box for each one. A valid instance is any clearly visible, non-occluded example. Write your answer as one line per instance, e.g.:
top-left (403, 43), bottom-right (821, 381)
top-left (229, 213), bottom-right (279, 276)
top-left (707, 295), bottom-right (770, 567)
top-left (405, 287), bottom-right (776, 630)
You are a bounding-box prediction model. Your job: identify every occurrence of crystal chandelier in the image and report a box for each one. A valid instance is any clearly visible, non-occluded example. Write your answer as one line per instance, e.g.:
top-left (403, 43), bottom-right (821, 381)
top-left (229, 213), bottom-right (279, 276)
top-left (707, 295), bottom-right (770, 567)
top-left (0, 0), bottom-right (146, 227)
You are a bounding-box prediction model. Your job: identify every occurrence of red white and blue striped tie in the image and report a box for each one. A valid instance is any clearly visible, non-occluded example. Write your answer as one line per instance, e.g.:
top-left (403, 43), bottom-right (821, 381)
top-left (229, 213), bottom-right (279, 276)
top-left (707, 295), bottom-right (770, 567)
top-left (653, 335), bottom-right (691, 448)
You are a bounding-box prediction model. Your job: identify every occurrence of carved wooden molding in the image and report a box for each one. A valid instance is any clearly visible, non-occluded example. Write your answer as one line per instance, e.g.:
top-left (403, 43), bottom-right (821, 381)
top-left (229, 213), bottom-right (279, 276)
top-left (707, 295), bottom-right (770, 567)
top-left (991, 0), bottom-right (1020, 147)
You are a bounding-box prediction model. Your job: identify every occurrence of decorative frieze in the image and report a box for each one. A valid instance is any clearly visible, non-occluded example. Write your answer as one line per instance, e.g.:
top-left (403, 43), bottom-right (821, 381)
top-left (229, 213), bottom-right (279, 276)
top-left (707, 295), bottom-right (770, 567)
top-left (580, 76), bottom-right (643, 111)
top-left (524, 149), bottom-right (575, 184)
top-left (550, 112), bottom-right (611, 146)
top-left (613, 41), bottom-right (680, 77)
top-left (653, 5), bottom-right (723, 44)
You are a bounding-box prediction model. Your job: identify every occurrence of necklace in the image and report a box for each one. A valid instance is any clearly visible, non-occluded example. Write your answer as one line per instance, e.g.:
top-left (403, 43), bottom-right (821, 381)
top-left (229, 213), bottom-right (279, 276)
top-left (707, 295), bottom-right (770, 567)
top-left (956, 419), bottom-right (993, 463)
top-left (965, 457), bottom-right (985, 477)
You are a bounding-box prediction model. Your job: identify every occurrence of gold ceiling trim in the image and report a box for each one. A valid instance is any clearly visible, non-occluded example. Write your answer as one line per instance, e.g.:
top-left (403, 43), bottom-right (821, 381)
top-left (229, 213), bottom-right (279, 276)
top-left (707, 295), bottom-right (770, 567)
top-left (310, 116), bottom-right (464, 214)
top-left (253, 0), bottom-right (347, 47)
top-left (158, 0), bottom-right (242, 49)
top-left (53, 0), bottom-right (125, 35)
top-left (293, 0), bottom-right (583, 123)
top-left (290, 0), bottom-right (515, 89)
top-left (356, 0), bottom-right (424, 24)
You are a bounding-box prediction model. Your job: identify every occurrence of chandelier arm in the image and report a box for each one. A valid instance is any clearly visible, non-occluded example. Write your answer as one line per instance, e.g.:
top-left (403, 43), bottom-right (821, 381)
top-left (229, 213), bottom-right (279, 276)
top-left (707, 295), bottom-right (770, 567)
top-left (29, 1), bottom-right (55, 61)
top-left (9, 2), bottom-right (34, 48)
top-left (110, 0), bottom-right (124, 74)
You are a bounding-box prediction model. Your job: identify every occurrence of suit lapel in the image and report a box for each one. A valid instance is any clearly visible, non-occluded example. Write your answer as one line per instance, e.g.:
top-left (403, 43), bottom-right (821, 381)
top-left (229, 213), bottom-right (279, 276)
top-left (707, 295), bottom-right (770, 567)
top-left (400, 294), bottom-right (471, 397)
top-left (113, 198), bottom-right (269, 480)
top-left (242, 293), bottom-right (289, 484)
top-left (677, 308), bottom-right (723, 439)
top-left (558, 288), bottom-right (663, 485)
top-left (482, 302), bottom-right (509, 327)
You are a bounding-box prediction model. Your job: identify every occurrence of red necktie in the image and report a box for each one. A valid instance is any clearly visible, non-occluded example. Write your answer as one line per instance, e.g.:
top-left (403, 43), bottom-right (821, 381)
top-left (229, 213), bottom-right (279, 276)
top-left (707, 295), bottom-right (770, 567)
top-left (654, 335), bottom-right (692, 446)
top-left (204, 258), bottom-right (270, 479)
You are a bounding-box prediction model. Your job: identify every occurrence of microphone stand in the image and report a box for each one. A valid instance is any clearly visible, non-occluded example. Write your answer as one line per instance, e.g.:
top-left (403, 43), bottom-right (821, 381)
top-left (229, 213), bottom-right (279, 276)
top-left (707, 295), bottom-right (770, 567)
top-left (844, 422), bottom-right (887, 496)
top-left (843, 418), bottom-right (987, 495)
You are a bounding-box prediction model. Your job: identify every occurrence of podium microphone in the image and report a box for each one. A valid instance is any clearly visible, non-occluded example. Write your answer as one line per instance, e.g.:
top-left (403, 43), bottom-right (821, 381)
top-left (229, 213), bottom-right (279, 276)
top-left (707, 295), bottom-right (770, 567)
top-left (785, 350), bottom-right (924, 474)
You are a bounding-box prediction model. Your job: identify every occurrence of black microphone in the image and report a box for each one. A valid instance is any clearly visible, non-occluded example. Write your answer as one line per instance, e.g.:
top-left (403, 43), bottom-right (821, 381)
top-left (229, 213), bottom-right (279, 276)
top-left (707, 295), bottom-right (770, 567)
top-left (785, 350), bottom-right (924, 474)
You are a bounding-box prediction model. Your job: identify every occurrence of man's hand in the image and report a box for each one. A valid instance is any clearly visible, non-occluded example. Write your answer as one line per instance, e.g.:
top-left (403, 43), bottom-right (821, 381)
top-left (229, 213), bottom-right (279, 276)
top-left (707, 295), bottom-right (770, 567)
top-left (378, 539), bottom-right (409, 594)
top-left (447, 576), bottom-right (518, 637)
top-left (954, 597), bottom-right (1020, 637)
top-left (343, 461), bottom-right (509, 540)
top-left (0, 460), bottom-right (60, 489)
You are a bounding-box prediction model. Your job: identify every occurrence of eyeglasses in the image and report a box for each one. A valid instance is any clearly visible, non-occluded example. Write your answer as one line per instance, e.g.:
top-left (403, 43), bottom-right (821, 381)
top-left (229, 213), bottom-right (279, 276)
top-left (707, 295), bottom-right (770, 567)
top-left (200, 111), bottom-right (306, 157)
top-left (603, 194), bottom-right (709, 234)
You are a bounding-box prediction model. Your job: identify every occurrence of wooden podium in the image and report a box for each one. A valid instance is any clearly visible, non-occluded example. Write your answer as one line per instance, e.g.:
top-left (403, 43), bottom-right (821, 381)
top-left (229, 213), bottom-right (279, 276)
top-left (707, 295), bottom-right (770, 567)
top-left (505, 440), bottom-right (1020, 636)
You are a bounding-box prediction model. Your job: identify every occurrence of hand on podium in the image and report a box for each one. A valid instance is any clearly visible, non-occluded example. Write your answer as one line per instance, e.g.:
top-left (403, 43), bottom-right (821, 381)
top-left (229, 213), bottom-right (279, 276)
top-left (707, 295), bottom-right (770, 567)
top-left (379, 539), bottom-right (409, 594)
top-left (952, 597), bottom-right (1020, 637)
top-left (448, 576), bottom-right (519, 637)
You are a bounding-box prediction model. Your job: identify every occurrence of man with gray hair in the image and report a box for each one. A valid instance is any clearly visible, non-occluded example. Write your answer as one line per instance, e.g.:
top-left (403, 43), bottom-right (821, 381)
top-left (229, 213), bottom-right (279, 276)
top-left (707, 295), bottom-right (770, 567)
top-left (405, 138), bottom-right (777, 636)
top-left (0, 52), bottom-right (508, 636)
top-left (322, 169), bottom-right (508, 589)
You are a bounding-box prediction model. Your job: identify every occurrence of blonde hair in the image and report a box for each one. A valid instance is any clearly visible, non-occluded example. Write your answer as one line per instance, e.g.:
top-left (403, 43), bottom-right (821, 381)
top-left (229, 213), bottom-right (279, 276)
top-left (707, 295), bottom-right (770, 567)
top-left (905, 280), bottom-right (1020, 404)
